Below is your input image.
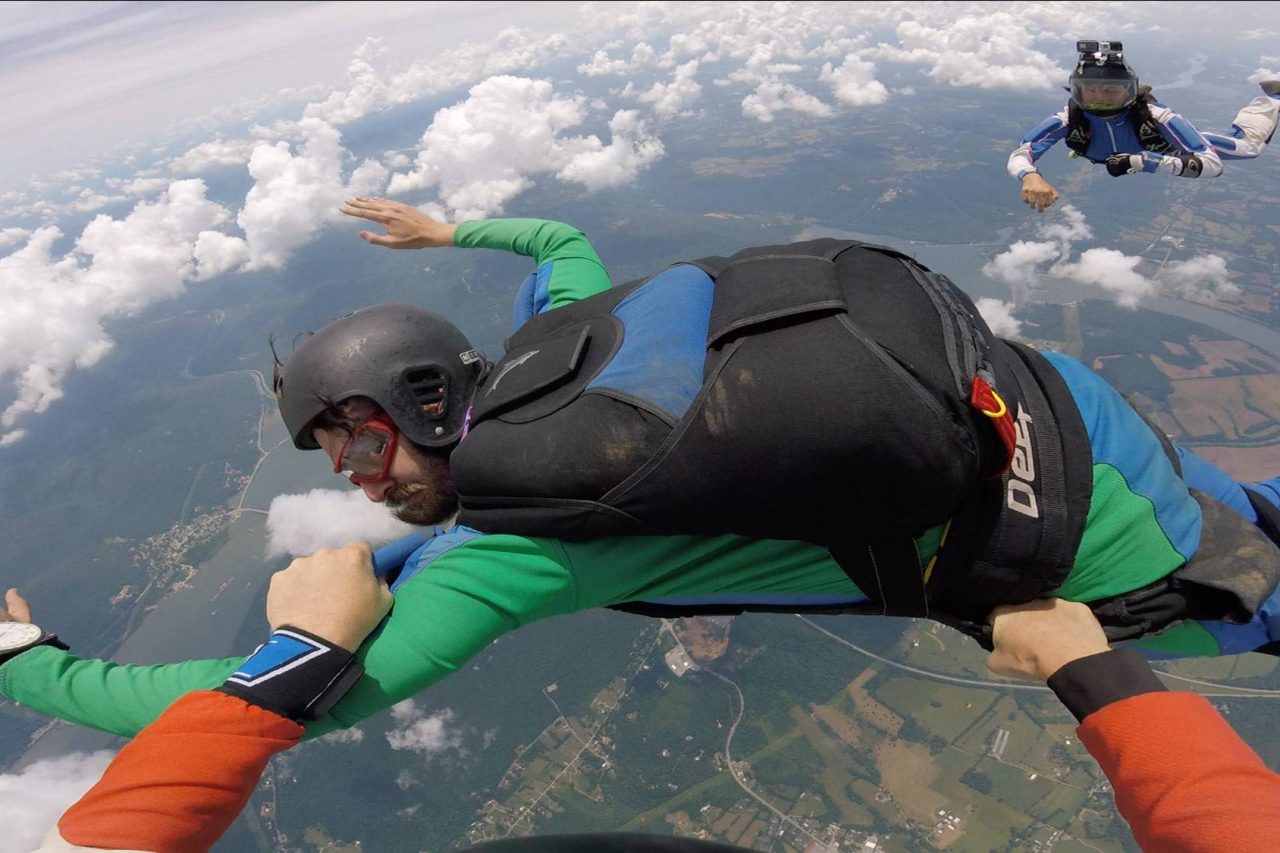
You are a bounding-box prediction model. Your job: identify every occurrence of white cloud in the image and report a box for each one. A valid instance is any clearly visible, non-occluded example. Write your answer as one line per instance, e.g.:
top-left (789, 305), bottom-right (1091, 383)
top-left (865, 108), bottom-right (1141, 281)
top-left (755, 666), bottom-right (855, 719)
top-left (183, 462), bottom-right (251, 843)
top-left (302, 38), bottom-right (393, 126)
top-left (869, 12), bottom-right (1069, 90)
top-left (0, 750), bottom-right (116, 853)
top-left (1249, 67), bottom-right (1280, 86)
top-left (982, 205), bottom-right (1159, 308)
top-left (237, 118), bottom-right (387, 270)
top-left (982, 240), bottom-right (1062, 287)
top-left (265, 488), bottom-right (419, 559)
top-left (0, 180), bottom-right (238, 441)
top-left (170, 139), bottom-right (258, 174)
top-left (625, 60), bottom-right (703, 119)
top-left (556, 110), bottom-right (665, 191)
top-left (193, 230), bottom-right (251, 281)
top-left (1053, 248), bottom-right (1152, 308)
top-left (319, 726), bottom-right (366, 744)
top-left (1037, 204), bottom-right (1092, 246)
top-left (1158, 254), bottom-right (1239, 301)
top-left (578, 42), bottom-right (666, 77)
top-left (741, 81), bottom-right (833, 123)
top-left (387, 76), bottom-right (662, 220)
top-left (386, 700), bottom-right (464, 758)
top-left (820, 55), bottom-right (890, 107)
top-left (0, 227), bottom-right (30, 249)
top-left (976, 297), bottom-right (1022, 338)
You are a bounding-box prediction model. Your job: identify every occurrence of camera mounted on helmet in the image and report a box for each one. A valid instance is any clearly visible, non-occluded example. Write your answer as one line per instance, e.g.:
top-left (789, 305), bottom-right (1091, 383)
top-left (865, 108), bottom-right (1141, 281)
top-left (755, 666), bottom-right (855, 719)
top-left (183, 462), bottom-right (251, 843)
top-left (1069, 39), bottom-right (1138, 117)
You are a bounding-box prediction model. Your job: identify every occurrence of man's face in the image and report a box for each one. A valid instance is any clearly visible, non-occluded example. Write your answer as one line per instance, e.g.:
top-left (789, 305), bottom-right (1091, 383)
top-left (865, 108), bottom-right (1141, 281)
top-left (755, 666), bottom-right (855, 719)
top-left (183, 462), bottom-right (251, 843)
top-left (314, 397), bottom-right (459, 526)
top-left (1080, 81), bottom-right (1130, 109)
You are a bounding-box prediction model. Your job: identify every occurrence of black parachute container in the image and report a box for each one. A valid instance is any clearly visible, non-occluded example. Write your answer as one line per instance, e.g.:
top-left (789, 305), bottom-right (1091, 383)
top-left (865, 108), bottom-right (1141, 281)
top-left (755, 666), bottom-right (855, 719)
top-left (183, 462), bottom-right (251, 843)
top-left (451, 238), bottom-right (1092, 623)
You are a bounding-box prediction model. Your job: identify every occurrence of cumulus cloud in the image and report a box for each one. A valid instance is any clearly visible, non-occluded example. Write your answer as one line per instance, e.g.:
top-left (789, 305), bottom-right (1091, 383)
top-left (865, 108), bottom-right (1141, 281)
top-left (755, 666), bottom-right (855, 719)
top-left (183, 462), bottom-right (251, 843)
top-left (1158, 254), bottom-right (1239, 301)
top-left (319, 726), bottom-right (366, 744)
top-left (170, 139), bottom-right (259, 174)
top-left (0, 750), bottom-right (116, 853)
top-left (624, 60), bottom-right (703, 118)
top-left (386, 700), bottom-right (464, 758)
top-left (578, 42), bottom-right (666, 77)
top-left (820, 55), bottom-right (891, 106)
top-left (982, 205), bottom-right (1165, 309)
top-left (0, 227), bottom-right (30, 249)
top-left (741, 81), bottom-right (833, 123)
top-left (556, 110), bottom-right (665, 190)
top-left (0, 180), bottom-right (240, 441)
top-left (982, 239), bottom-right (1062, 288)
top-left (106, 176), bottom-right (172, 197)
top-left (1249, 66), bottom-right (1280, 86)
top-left (265, 488), bottom-right (419, 558)
top-left (387, 76), bottom-right (662, 219)
top-left (976, 297), bottom-right (1022, 338)
top-left (305, 29), bottom-right (570, 127)
top-left (301, 38), bottom-right (392, 126)
top-left (1053, 248), bottom-right (1152, 309)
top-left (237, 118), bottom-right (387, 270)
top-left (868, 12), bottom-right (1069, 90)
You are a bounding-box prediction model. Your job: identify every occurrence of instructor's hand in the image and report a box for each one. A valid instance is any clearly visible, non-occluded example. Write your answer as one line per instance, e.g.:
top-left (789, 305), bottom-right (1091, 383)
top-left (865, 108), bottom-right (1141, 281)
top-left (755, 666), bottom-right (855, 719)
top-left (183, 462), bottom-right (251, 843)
top-left (1019, 173), bottom-right (1060, 212)
top-left (986, 598), bottom-right (1110, 682)
top-left (340, 197), bottom-right (457, 249)
top-left (2, 588), bottom-right (32, 624)
top-left (267, 542), bottom-right (392, 652)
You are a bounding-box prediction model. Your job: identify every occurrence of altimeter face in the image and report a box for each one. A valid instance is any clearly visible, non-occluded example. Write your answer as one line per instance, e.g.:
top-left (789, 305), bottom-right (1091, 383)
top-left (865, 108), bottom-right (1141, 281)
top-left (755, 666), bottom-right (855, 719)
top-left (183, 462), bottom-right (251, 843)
top-left (0, 621), bottom-right (43, 653)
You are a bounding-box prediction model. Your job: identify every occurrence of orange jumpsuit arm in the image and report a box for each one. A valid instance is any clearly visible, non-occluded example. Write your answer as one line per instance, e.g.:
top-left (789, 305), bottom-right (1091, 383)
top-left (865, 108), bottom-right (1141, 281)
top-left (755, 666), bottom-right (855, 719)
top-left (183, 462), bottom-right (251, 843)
top-left (56, 690), bottom-right (301, 852)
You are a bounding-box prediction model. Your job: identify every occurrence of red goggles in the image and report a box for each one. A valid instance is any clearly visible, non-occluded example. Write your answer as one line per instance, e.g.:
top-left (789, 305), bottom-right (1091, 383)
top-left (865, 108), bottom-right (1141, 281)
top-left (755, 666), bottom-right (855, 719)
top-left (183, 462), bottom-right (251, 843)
top-left (334, 415), bottom-right (399, 485)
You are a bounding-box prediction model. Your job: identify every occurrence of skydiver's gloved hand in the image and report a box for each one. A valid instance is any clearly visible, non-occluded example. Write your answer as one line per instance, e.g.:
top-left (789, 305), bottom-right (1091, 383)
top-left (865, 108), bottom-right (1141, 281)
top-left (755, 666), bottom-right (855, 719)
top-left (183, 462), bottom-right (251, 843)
top-left (1019, 172), bottom-right (1060, 213)
top-left (986, 598), bottom-right (1110, 681)
top-left (1106, 153), bottom-right (1143, 177)
top-left (219, 542), bottom-right (392, 721)
top-left (339, 197), bottom-right (458, 250)
top-left (1107, 151), bottom-right (1165, 177)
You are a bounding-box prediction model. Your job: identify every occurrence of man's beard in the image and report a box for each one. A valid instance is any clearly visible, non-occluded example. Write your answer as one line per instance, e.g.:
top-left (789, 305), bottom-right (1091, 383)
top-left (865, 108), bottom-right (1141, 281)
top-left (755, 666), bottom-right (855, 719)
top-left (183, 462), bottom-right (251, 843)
top-left (386, 451), bottom-right (459, 526)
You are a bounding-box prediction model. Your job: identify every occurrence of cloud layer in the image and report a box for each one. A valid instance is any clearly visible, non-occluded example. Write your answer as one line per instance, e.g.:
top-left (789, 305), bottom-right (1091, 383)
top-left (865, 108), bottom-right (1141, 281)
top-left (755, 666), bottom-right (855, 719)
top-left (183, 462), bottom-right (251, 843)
top-left (1, 2), bottom-right (1264, 441)
top-left (0, 750), bottom-right (116, 853)
top-left (982, 205), bottom-right (1239, 309)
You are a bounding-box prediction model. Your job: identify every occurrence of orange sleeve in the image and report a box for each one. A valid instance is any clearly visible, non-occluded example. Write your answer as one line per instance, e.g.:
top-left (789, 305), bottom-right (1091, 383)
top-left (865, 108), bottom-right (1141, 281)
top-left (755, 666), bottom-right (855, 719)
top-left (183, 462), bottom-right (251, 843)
top-left (58, 690), bottom-right (302, 853)
top-left (1079, 691), bottom-right (1280, 851)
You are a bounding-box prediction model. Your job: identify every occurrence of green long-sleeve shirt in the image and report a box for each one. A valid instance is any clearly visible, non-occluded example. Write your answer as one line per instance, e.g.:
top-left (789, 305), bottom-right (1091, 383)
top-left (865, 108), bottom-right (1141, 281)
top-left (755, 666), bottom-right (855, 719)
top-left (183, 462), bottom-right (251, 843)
top-left (0, 219), bottom-right (1185, 740)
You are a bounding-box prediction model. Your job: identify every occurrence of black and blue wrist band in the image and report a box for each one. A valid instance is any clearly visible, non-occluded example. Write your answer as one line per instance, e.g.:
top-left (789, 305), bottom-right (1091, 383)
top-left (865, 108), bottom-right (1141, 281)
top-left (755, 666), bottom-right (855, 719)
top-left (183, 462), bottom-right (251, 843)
top-left (218, 626), bottom-right (364, 722)
top-left (1047, 647), bottom-right (1167, 723)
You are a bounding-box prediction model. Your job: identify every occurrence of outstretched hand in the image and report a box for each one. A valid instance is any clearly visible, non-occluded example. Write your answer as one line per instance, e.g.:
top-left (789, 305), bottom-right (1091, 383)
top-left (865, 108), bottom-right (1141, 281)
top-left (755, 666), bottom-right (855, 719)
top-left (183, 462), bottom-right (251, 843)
top-left (339, 197), bottom-right (457, 249)
top-left (986, 598), bottom-right (1110, 682)
top-left (2, 588), bottom-right (32, 624)
top-left (1019, 173), bottom-right (1060, 213)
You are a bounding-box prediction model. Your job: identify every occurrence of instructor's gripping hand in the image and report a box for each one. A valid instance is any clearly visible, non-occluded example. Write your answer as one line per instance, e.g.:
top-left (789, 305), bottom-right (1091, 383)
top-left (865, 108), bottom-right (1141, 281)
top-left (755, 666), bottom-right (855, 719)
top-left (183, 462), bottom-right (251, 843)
top-left (266, 542), bottom-right (392, 653)
top-left (986, 598), bottom-right (1110, 682)
top-left (1019, 173), bottom-right (1060, 212)
top-left (340, 197), bottom-right (457, 250)
top-left (2, 588), bottom-right (32, 626)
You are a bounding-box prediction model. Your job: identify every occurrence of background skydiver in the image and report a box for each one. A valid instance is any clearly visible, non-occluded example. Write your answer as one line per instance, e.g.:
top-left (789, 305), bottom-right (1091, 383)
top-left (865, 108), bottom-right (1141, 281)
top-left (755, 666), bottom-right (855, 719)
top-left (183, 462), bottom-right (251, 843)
top-left (8, 199), bottom-right (1280, 818)
top-left (1009, 40), bottom-right (1280, 212)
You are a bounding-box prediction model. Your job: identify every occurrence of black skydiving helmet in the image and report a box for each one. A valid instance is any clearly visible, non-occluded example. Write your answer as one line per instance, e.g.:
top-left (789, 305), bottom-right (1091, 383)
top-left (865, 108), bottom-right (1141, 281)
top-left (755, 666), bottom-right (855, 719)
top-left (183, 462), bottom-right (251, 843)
top-left (1069, 40), bottom-right (1139, 117)
top-left (274, 303), bottom-right (486, 451)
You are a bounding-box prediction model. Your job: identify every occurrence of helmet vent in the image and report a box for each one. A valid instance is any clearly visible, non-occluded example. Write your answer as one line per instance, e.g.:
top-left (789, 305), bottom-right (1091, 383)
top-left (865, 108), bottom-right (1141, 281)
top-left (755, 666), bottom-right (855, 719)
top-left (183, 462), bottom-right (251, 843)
top-left (405, 367), bottom-right (448, 418)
